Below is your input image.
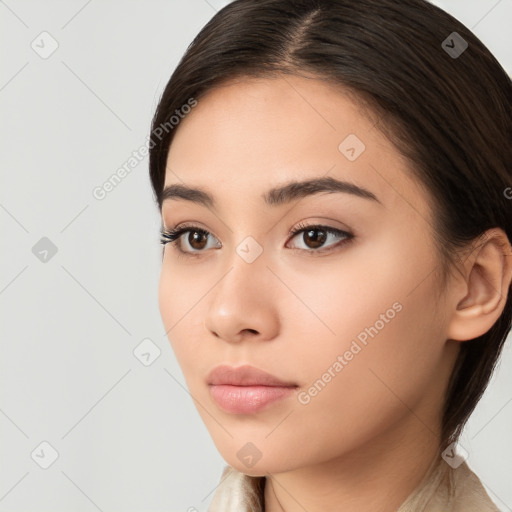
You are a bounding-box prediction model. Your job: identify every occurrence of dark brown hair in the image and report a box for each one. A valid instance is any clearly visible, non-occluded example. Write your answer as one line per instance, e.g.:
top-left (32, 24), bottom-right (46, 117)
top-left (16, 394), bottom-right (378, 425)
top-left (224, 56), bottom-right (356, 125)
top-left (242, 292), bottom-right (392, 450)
top-left (148, 0), bottom-right (512, 450)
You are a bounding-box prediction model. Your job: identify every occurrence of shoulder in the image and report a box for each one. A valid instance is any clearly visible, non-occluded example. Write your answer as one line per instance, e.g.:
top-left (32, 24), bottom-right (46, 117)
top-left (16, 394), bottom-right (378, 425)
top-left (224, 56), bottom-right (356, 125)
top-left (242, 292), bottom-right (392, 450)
top-left (448, 462), bottom-right (500, 512)
top-left (208, 465), bottom-right (265, 512)
top-left (398, 457), bottom-right (500, 512)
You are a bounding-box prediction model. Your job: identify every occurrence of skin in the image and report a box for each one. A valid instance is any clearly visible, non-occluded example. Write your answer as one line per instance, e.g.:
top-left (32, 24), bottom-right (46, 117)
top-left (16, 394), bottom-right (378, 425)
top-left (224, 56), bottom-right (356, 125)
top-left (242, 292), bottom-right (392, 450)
top-left (158, 74), bottom-right (512, 512)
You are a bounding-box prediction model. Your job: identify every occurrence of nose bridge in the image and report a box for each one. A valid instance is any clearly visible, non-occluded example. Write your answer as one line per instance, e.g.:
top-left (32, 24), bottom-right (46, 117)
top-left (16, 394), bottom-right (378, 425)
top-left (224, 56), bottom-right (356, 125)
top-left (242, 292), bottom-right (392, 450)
top-left (235, 232), bottom-right (266, 266)
top-left (204, 232), bottom-right (278, 340)
top-left (221, 232), bottom-right (271, 299)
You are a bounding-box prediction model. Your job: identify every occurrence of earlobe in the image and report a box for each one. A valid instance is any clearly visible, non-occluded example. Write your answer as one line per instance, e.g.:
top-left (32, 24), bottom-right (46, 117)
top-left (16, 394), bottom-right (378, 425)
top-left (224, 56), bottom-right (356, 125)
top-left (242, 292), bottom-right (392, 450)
top-left (447, 228), bottom-right (512, 342)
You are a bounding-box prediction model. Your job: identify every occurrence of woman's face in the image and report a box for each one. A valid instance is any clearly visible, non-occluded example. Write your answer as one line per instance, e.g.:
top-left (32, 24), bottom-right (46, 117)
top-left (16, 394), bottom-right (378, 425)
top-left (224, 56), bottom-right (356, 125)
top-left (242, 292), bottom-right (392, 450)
top-left (158, 75), bottom-right (460, 475)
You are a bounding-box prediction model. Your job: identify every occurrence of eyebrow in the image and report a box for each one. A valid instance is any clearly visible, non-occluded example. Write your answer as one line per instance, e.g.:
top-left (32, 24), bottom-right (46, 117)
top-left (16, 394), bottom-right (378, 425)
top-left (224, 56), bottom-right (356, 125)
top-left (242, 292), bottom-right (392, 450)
top-left (161, 176), bottom-right (381, 210)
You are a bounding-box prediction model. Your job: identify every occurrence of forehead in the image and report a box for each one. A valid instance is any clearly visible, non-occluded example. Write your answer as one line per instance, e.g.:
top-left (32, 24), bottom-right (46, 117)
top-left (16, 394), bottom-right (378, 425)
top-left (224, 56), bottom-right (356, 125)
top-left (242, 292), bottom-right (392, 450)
top-left (163, 75), bottom-right (430, 222)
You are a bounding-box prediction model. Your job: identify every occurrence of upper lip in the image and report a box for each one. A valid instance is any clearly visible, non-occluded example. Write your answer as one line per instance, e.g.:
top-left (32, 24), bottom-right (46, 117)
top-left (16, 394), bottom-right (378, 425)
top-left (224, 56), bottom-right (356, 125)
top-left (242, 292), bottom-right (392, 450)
top-left (207, 364), bottom-right (297, 387)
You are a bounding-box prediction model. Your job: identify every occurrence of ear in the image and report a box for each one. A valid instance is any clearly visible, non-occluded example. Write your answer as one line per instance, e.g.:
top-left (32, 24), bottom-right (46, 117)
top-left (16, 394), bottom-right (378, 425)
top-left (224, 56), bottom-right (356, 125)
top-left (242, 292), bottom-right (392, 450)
top-left (447, 228), bottom-right (512, 342)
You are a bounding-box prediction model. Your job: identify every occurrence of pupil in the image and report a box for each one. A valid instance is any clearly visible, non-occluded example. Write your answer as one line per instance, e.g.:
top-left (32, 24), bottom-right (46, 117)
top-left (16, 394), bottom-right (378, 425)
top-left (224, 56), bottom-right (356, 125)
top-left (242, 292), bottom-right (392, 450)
top-left (186, 229), bottom-right (328, 251)
top-left (305, 228), bottom-right (326, 248)
top-left (190, 231), bottom-right (207, 250)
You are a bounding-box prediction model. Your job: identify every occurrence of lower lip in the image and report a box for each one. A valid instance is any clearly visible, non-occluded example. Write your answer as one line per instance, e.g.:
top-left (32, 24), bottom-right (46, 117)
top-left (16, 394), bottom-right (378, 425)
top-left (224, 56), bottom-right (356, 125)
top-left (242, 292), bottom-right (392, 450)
top-left (209, 384), bottom-right (297, 414)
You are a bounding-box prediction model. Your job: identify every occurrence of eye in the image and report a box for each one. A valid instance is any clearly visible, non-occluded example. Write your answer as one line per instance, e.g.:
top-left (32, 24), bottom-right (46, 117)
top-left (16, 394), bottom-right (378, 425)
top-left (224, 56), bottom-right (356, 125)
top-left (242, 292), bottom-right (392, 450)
top-left (286, 222), bottom-right (353, 254)
top-left (160, 223), bottom-right (221, 256)
top-left (160, 221), bottom-right (354, 258)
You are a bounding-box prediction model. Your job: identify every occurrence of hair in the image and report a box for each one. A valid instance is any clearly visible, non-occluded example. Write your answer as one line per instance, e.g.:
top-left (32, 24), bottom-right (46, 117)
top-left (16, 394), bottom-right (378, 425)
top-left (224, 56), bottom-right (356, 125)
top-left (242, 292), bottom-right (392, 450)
top-left (148, 0), bottom-right (512, 450)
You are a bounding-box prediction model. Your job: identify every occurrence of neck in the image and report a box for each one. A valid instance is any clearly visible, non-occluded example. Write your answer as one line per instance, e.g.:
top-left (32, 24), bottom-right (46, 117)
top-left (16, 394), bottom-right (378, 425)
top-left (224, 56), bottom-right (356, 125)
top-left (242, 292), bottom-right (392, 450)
top-left (263, 414), bottom-right (442, 512)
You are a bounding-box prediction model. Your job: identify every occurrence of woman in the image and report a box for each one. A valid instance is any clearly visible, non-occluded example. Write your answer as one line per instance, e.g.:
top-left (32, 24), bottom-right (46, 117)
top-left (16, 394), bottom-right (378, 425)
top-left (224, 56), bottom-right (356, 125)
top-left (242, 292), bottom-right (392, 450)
top-left (148, 0), bottom-right (512, 510)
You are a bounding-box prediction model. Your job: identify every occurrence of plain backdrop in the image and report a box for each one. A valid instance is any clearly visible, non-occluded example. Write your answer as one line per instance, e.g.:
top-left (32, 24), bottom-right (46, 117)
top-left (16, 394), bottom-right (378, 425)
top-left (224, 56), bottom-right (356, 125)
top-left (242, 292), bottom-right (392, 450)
top-left (1, 1), bottom-right (511, 511)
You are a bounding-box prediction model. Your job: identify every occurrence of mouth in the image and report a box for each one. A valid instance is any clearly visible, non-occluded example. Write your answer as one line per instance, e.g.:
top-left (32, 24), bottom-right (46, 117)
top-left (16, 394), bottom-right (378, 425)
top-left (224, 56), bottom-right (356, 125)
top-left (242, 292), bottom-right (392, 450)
top-left (207, 364), bottom-right (298, 414)
top-left (207, 364), bottom-right (297, 387)
top-left (208, 384), bottom-right (298, 414)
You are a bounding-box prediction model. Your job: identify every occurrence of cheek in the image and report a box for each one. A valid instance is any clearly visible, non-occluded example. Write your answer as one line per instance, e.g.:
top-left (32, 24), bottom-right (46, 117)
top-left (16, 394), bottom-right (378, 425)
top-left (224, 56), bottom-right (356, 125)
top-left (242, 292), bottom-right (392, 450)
top-left (158, 265), bottom-right (175, 333)
top-left (158, 262), bottom-right (212, 379)
top-left (158, 256), bottom-right (205, 326)
top-left (275, 238), bottom-right (444, 433)
top-left (158, 264), bottom-right (194, 355)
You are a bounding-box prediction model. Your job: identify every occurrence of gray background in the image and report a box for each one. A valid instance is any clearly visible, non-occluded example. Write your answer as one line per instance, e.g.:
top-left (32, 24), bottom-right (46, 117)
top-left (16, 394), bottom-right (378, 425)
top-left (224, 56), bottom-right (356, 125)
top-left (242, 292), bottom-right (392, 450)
top-left (1, 1), bottom-right (511, 511)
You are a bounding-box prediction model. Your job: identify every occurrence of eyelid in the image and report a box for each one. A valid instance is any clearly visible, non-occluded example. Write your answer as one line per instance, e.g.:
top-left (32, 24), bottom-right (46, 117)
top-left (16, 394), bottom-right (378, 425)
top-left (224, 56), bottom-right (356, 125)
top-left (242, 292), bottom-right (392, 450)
top-left (286, 222), bottom-right (353, 252)
top-left (161, 220), bottom-right (354, 257)
top-left (160, 222), bottom-right (221, 250)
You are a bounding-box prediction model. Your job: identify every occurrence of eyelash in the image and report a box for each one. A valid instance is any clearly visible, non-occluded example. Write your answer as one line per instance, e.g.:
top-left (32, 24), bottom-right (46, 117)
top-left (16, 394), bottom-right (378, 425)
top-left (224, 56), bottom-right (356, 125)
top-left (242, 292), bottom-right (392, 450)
top-left (160, 221), bottom-right (354, 258)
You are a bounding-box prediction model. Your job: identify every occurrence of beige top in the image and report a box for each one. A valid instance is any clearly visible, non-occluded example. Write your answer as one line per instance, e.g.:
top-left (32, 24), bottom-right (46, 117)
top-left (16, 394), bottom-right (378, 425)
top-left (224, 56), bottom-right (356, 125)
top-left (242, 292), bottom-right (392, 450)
top-left (208, 454), bottom-right (500, 511)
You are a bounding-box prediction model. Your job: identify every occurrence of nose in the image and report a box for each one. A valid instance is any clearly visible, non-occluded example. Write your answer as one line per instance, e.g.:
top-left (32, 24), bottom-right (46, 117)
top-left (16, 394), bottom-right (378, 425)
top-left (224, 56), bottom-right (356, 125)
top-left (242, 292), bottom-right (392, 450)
top-left (203, 246), bottom-right (280, 344)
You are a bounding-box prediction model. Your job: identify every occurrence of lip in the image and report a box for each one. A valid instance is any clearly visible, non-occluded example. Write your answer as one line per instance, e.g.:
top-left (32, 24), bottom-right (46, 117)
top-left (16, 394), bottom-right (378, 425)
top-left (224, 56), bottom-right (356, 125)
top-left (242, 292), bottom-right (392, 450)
top-left (207, 364), bottom-right (297, 387)
top-left (207, 365), bottom-right (298, 414)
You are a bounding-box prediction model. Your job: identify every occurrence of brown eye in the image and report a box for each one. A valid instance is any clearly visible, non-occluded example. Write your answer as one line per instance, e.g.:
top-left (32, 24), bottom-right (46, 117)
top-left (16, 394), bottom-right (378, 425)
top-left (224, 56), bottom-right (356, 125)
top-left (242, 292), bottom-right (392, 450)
top-left (301, 228), bottom-right (327, 249)
top-left (187, 230), bottom-right (209, 250)
top-left (161, 223), bottom-right (353, 257)
top-left (288, 223), bottom-right (352, 253)
top-left (160, 225), bottom-right (221, 255)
